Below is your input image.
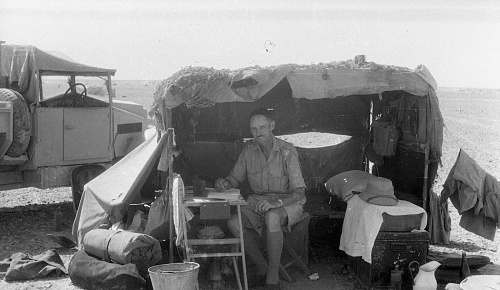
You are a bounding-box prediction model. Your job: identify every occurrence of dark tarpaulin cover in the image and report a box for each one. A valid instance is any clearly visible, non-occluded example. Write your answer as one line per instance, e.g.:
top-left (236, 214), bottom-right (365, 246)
top-left (0, 249), bottom-right (67, 281)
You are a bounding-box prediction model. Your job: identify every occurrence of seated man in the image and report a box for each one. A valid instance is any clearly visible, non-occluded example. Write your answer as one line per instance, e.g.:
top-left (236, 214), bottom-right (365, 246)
top-left (215, 108), bottom-right (306, 290)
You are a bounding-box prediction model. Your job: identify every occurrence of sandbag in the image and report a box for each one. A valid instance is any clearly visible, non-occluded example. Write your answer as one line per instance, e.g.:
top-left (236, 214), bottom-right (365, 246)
top-left (68, 249), bottom-right (148, 290)
top-left (83, 229), bottom-right (162, 267)
top-left (0, 88), bottom-right (31, 157)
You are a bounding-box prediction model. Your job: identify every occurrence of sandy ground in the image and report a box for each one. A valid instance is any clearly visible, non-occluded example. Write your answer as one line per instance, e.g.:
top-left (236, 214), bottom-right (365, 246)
top-left (1, 84), bottom-right (499, 289)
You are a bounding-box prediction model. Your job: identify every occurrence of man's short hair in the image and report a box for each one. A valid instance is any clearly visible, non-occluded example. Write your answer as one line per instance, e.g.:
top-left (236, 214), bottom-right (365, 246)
top-left (249, 107), bottom-right (274, 121)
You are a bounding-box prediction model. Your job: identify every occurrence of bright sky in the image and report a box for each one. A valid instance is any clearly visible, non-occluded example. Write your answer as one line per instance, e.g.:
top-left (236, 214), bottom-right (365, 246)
top-left (2, 0), bottom-right (500, 88)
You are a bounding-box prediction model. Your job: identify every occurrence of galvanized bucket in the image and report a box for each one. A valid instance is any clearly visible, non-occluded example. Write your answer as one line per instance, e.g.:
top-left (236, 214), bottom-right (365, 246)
top-left (148, 262), bottom-right (200, 290)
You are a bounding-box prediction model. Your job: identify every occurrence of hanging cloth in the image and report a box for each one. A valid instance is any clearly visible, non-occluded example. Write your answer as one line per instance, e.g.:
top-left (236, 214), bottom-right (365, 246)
top-left (172, 174), bottom-right (194, 246)
top-left (428, 189), bottom-right (451, 244)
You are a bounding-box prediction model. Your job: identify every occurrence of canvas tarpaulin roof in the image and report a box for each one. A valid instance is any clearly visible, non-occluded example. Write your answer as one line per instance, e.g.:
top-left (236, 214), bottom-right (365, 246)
top-left (150, 59), bottom-right (443, 158)
top-left (0, 45), bottom-right (116, 103)
top-left (72, 132), bottom-right (167, 247)
top-left (150, 60), bottom-right (436, 110)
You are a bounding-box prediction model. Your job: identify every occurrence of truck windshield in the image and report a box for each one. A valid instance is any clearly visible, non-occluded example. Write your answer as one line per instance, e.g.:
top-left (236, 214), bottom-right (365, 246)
top-left (41, 76), bottom-right (111, 101)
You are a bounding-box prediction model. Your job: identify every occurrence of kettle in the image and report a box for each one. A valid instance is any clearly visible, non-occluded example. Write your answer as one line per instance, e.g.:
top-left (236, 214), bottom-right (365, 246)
top-left (408, 260), bottom-right (441, 290)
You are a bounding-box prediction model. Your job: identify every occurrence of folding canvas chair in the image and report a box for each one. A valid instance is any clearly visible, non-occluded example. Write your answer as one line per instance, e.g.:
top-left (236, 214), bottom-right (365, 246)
top-left (279, 212), bottom-right (312, 282)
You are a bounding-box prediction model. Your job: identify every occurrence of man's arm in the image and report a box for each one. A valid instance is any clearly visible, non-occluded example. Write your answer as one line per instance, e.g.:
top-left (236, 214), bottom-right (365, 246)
top-left (255, 186), bottom-right (305, 213)
top-left (272, 145), bottom-right (306, 207)
top-left (215, 175), bottom-right (239, 191)
top-left (277, 186), bottom-right (305, 207)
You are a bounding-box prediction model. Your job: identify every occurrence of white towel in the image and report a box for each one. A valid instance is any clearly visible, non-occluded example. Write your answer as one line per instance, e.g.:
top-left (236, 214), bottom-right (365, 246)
top-left (339, 195), bottom-right (427, 263)
top-left (172, 174), bottom-right (194, 246)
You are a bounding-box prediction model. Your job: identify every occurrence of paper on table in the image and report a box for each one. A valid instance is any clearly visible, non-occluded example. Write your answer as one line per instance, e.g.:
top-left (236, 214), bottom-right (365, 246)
top-left (206, 188), bottom-right (242, 200)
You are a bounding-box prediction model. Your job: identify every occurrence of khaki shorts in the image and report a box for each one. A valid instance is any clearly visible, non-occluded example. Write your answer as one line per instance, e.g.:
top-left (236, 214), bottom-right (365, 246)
top-left (240, 193), bottom-right (304, 233)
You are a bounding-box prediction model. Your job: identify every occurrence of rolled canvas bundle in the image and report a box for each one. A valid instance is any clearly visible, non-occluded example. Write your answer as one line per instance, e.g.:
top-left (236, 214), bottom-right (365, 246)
top-left (83, 229), bottom-right (162, 267)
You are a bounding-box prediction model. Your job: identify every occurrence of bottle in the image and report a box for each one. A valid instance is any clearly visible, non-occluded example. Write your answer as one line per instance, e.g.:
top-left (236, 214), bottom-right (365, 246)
top-left (54, 207), bottom-right (62, 231)
top-left (390, 264), bottom-right (402, 290)
top-left (193, 175), bottom-right (206, 197)
top-left (459, 251), bottom-right (471, 282)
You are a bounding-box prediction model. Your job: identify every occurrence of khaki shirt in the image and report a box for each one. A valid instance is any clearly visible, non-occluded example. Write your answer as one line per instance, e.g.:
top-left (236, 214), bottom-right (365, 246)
top-left (229, 136), bottom-right (306, 195)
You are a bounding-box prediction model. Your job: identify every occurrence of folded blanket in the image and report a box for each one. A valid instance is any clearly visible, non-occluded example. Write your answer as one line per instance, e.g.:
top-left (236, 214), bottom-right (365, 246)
top-left (0, 249), bottom-right (67, 281)
top-left (339, 195), bottom-right (427, 264)
top-left (83, 229), bottom-right (162, 267)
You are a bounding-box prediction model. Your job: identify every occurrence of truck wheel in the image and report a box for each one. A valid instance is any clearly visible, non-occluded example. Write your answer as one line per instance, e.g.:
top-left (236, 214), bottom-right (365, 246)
top-left (0, 89), bottom-right (31, 157)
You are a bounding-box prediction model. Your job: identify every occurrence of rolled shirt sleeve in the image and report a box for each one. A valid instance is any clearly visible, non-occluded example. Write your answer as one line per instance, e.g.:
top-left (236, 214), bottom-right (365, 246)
top-left (229, 148), bottom-right (248, 184)
top-left (284, 146), bottom-right (306, 191)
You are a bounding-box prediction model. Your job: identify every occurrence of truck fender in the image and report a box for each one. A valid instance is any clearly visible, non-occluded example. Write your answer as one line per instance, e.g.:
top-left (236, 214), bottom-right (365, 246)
top-left (70, 164), bottom-right (105, 212)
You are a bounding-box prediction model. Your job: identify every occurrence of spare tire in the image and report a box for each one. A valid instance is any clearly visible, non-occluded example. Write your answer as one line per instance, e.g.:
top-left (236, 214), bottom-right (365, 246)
top-left (0, 89), bottom-right (31, 157)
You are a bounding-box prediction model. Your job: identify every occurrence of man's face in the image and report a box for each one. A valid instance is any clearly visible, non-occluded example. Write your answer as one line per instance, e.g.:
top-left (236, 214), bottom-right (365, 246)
top-left (249, 115), bottom-right (275, 146)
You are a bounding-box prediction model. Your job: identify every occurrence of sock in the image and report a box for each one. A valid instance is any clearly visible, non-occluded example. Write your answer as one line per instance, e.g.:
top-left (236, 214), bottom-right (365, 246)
top-left (243, 228), bottom-right (268, 275)
top-left (266, 230), bottom-right (283, 284)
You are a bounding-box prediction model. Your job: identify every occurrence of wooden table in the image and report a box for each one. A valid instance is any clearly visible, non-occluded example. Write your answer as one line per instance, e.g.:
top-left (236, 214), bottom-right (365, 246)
top-left (182, 195), bottom-right (248, 290)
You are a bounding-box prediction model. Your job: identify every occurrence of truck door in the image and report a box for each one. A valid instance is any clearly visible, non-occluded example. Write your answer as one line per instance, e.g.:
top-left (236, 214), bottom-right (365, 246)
top-left (63, 107), bottom-right (111, 161)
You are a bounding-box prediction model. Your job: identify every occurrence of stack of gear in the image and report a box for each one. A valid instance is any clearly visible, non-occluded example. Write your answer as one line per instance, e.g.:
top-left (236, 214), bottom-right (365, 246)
top-left (326, 170), bottom-right (429, 289)
top-left (69, 229), bottom-right (162, 290)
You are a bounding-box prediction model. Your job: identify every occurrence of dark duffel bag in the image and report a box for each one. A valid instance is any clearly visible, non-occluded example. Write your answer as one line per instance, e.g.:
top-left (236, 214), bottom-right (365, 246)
top-left (68, 249), bottom-right (149, 290)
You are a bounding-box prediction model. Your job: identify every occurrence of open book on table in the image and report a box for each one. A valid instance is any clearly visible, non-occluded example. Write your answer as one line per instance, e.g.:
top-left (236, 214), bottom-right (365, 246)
top-left (205, 188), bottom-right (243, 200)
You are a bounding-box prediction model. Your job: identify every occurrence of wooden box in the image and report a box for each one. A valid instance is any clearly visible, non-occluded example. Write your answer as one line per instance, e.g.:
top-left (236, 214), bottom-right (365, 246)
top-left (348, 231), bottom-right (429, 289)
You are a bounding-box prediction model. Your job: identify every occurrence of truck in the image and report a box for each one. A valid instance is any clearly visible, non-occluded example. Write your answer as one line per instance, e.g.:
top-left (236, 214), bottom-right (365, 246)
top-left (0, 41), bottom-right (148, 210)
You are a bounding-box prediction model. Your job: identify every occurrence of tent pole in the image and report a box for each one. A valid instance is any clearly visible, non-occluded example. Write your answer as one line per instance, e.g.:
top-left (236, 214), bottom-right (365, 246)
top-left (107, 72), bottom-right (115, 160)
top-left (167, 128), bottom-right (175, 263)
top-left (422, 95), bottom-right (430, 213)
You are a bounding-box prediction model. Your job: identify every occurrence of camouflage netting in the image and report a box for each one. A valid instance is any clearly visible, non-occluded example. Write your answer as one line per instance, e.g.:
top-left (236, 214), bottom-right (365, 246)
top-left (152, 66), bottom-right (231, 110)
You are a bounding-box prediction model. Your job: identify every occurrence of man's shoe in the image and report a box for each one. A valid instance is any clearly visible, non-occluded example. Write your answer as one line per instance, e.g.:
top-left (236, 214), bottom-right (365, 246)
top-left (220, 258), bottom-right (234, 275)
top-left (247, 274), bottom-right (266, 288)
top-left (264, 283), bottom-right (281, 290)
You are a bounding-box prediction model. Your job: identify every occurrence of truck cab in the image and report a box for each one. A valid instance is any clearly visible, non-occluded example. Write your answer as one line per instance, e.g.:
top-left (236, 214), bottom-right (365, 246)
top-left (0, 42), bottom-right (148, 194)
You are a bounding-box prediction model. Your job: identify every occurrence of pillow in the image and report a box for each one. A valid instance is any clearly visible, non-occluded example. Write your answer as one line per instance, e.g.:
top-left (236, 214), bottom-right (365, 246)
top-left (325, 170), bottom-right (379, 202)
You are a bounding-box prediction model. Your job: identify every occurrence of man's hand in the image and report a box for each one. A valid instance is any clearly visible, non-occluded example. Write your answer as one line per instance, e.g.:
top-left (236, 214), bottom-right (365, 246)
top-left (255, 199), bottom-right (281, 214)
top-left (215, 178), bottom-right (231, 192)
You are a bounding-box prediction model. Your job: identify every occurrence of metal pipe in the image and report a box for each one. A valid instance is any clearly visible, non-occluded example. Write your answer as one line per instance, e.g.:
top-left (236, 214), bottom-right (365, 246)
top-left (167, 128), bottom-right (175, 263)
top-left (106, 73), bottom-right (114, 158)
top-left (0, 41), bottom-right (4, 88)
top-left (422, 94), bottom-right (430, 213)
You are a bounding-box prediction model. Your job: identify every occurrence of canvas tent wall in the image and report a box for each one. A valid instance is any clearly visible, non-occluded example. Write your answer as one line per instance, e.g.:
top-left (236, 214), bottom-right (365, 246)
top-left (72, 132), bottom-right (167, 247)
top-left (149, 58), bottom-right (443, 214)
